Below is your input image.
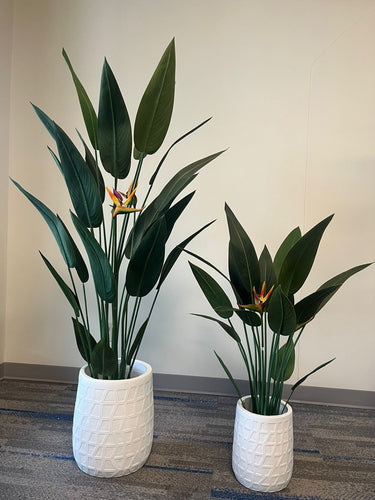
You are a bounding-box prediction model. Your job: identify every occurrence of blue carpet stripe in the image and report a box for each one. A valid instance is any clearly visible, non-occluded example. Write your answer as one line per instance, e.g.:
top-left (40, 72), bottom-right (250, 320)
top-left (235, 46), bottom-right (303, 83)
top-left (210, 489), bottom-right (343, 500)
top-left (0, 447), bottom-right (212, 474)
top-left (154, 395), bottom-right (217, 407)
top-left (144, 464), bottom-right (213, 475)
top-left (0, 407), bottom-right (73, 420)
top-left (0, 447), bottom-right (74, 461)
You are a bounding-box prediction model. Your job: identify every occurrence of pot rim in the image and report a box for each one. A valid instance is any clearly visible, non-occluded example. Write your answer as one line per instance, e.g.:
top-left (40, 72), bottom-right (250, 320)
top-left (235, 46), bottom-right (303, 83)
top-left (78, 359), bottom-right (152, 387)
top-left (236, 395), bottom-right (292, 421)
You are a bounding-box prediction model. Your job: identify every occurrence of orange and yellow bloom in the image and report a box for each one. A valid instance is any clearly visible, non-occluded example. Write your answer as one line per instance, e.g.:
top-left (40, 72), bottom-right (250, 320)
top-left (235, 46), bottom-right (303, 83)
top-left (106, 182), bottom-right (143, 217)
top-left (239, 282), bottom-right (274, 314)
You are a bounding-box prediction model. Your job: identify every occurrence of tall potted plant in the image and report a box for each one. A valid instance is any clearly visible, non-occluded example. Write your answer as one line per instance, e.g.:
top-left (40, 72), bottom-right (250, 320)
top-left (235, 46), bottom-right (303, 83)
top-left (11, 39), bottom-right (222, 477)
top-left (189, 203), bottom-right (371, 492)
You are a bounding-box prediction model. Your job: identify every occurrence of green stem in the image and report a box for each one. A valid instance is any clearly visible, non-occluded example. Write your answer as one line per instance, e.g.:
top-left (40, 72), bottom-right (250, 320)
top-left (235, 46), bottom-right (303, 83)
top-left (127, 289), bottom-right (160, 377)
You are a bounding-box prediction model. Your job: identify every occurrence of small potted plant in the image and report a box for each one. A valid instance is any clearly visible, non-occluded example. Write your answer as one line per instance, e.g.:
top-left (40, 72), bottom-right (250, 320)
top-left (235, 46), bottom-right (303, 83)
top-left (189, 203), bottom-right (371, 492)
top-left (11, 39), bottom-right (222, 477)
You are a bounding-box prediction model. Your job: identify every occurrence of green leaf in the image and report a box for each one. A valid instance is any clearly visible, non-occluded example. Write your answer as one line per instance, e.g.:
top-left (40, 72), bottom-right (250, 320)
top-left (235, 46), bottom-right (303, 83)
top-left (190, 263), bottom-right (233, 319)
top-left (278, 214), bottom-right (334, 296)
top-left (259, 245), bottom-right (277, 294)
top-left (315, 263), bottom-right (372, 313)
top-left (126, 216), bottom-right (168, 297)
top-left (154, 151), bottom-right (224, 213)
top-left (268, 286), bottom-right (296, 336)
top-left (71, 212), bottom-right (116, 302)
top-left (214, 351), bottom-right (243, 401)
top-left (158, 220), bottom-right (215, 289)
top-left (235, 308), bottom-right (262, 327)
top-left (91, 339), bottom-right (118, 378)
top-left (128, 319), bottom-right (149, 363)
top-left (271, 341), bottom-right (295, 382)
top-left (149, 117), bottom-right (212, 187)
top-left (76, 129), bottom-right (105, 203)
top-left (40, 252), bottom-right (80, 316)
top-left (273, 227), bottom-right (301, 280)
top-left (98, 58), bottom-right (132, 179)
top-left (48, 146), bottom-right (62, 174)
top-left (125, 151), bottom-right (223, 258)
top-left (225, 203), bottom-right (260, 304)
top-left (135, 39), bottom-right (175, 154)
top-left (32, 103), bottom-right (56, 139)
top-left (54, 123), bottom-right (103, 227)
top-left (11, 178), bottom-right (76, 268)
top-left (164, 191), bottom-right (195, 237)
top-left (72, 318), bottom-right (97, 363)
top-left (294, 286), bottom-right (339, 327)
top-left (57, 216), bottom-right (89, 283)
top-left (192, 314), bottom-right (240, 342)
top-left (291, 358), bottom-right (336, 392)
top-left (62, 49), bottom-right (98, 150)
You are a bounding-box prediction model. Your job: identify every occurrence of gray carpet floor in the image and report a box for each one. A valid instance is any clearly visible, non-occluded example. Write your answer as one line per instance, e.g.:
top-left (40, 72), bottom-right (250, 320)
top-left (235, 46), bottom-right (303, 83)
top-left (0, 379), bottom-right (374, 499)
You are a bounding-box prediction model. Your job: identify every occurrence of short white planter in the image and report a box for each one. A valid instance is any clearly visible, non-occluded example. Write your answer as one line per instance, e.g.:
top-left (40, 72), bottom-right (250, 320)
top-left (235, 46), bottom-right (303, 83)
top-left (232, 396), bottom-right (293, 492)
top-left (72, 360), bottom-right (154, 478)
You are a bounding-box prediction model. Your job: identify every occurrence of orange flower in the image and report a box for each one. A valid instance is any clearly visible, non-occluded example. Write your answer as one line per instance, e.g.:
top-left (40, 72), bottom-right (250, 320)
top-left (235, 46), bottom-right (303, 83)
top-left (239, 282), bottom-right (274, 314)
top-left (106, 182), bottom-right (143, 217)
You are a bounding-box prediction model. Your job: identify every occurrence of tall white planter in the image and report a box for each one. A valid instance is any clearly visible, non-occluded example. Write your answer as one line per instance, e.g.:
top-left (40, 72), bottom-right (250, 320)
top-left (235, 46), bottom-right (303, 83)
top-left (72, 360), bottom-right (154, 478)
top-left (232, 396), bottom-right (293, 492)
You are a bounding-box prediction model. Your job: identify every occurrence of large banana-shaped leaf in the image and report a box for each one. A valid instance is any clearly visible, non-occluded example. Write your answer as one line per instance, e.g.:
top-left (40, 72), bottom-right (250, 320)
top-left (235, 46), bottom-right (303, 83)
top-left (290, 358), bottom-right (335, 393)
top-left (57, 216), bottom-right (89, 283)
top-left (189, 263), bottom-right (233, 319)
top-left (157, 220), bottom-right (215, 289)
top-left (259, 245), bottom-right (277, 294)
top-left (128, 319), bottom-right (149, 363)
top-left (72, 318), bottom-right (97, 363)
top-left (54, 124), bottom-right (103, 228)
top-left (192, 314), bottom-right (240, 342)
top-left (32, 105), bottom-right (103, 228)
top-left (235, 308), bottom-right (262, 327)
top-left (98, 59), bottom-right (132, 179)
top-left (268, 286), bottom-right (296, 336)
top-left (271, 341), bottom-right (295, 382)
top-left (154, 151), bottom-right (224, 212)
top-left (125, 151), bottom-right (223, 258)
top-left (91, 338), bottom-right (117, 378)
top-left (63, 49), bottom-right (98, 150)
top-left (315, 263), bottom-right (372, 313)
top-left (164, 191), bottom-right (195, 237)
top-left (294, 286), bottom-right (339, 327)
top-left (273, 227), bottom-right (301, 279)
top-left (11, 178), bottom-right (76, 268)
top-left (214, 351), bottom-right (243, 401)
top-left (71, 212), bottom-right (116, 303)
top-left (126, 216), bottom-right (168, 297)
top-left (134, 39), bottom-right (175, 155)
top-left (149, 117), bottom-right (212, 187)
top-left (225, 203), bottom-right (260, 305)
top-left (32, 103), bottom-right (56, 139)
top-left (76, 130), bottom-right (105, 202)
top-left (278, 214), bottom-right (334, 296)
top-left (40, 252), bottom-right (80, 317)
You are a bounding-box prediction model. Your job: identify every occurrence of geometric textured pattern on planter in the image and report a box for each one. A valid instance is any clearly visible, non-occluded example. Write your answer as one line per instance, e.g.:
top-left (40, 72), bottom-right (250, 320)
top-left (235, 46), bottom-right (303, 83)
top-left (232, 396), bottom-right (293, 493)
top-left (72, 360), bottom-right (154, 478)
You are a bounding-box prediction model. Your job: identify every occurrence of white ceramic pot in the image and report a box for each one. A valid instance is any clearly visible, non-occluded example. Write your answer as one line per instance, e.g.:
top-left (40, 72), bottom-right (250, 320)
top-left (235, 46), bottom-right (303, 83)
top-left (72, 360), bottom-right (154, 477)
top-left (232, 396), bottom-right (293, 492)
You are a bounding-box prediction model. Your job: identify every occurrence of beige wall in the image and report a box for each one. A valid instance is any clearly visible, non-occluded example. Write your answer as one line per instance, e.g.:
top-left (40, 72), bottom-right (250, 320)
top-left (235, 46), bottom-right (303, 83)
top-left (0, 0), bottom-right (13, 363)
top-left (5, 0), bottom-right (375, 391)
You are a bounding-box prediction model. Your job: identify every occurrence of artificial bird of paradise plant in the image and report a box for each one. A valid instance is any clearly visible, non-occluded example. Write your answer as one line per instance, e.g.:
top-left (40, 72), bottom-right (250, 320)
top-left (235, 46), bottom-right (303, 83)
top-left (189, 204), bottom-right (371, 415)
top-left (11, 39), bottom-right (222, 380)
